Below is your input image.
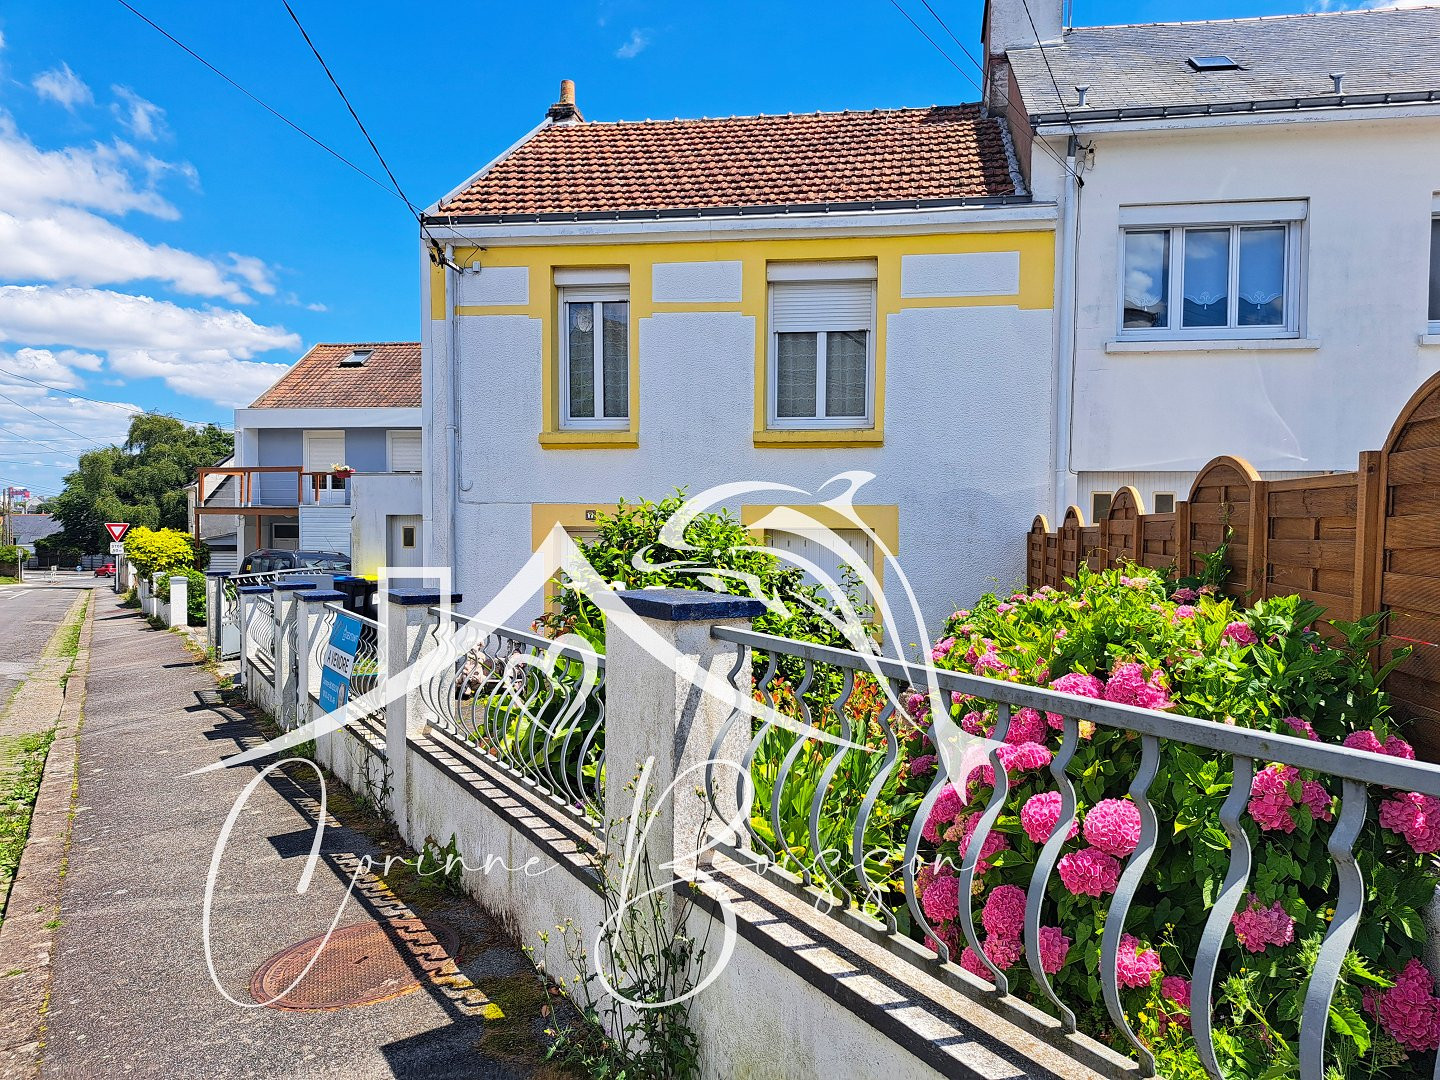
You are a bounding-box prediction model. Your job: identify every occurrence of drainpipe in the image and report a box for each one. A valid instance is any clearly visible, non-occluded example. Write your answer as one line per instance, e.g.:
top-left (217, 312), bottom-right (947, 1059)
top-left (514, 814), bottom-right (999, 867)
top-left (445, 244), bottom-right (463, 575)
top-left (1054, 135), bottom-right (1083, 521)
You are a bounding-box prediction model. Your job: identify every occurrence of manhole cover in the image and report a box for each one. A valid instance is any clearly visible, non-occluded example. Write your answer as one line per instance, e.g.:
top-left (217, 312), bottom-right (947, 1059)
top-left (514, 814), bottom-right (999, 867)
top-left (250, 918), bottom-right (459, 1010)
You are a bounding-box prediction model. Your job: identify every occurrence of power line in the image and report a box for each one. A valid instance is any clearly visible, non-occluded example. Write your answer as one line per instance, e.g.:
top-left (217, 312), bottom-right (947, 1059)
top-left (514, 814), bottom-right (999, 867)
top-left (0, 427), bottom-right (85, 456)
top-left (280, 0), bottom-right (420, 219)
top-left (1018, 0), bottom-right (1078, 134)
top-left (897, 0), bottom-right (1082, 185)
top-left (0, 365), bottom-right (227, 430)
top-left (0, 391), bottom-right (109, 447)
top-left (113, 0), bottom-right (407, 208)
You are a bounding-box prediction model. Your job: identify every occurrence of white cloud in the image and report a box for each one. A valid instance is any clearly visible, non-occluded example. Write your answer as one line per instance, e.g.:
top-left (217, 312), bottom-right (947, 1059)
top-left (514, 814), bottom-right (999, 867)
top-left (615, 29), bottom-right (651, 59)
top-left (107, 348), bottom-right (290, 407)
top-left (0, 207), bottom-right (261, 301)
top-left (110, 86), bottom-right (167, 141)
top-left (33, 63), bottom-right (93, 111)
top-left (226, 253), bottom-right (277, 296)
top-left (0, 286), bottom-right (298, 358)
top-left (0, 114), bottom-right (179, 218)
top-left (1, 347), bottom-right (105, 391)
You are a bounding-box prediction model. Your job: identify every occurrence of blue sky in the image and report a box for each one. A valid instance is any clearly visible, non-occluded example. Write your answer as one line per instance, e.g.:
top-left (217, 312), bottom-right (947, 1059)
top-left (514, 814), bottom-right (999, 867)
top-left (0, 0), bottom-right (1380, 498)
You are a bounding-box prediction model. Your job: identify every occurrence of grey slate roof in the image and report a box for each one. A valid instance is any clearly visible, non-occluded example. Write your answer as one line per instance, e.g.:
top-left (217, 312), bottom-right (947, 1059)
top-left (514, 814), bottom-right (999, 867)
top-left (1008, 6), bottom-right (1440, 122)
top-left (9, 514), bottom-right (60, 548)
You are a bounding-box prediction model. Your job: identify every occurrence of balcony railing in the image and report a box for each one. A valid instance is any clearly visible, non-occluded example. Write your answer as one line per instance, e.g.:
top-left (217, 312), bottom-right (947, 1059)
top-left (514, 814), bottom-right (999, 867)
top-left (194, 466), bottom-right (354, 513)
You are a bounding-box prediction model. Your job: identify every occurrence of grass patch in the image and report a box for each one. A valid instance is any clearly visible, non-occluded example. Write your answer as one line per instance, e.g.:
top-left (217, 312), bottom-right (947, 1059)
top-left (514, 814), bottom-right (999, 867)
top-left (0, 577), bottom-right (18, 586)
top-left (0, 729), bottom-right (57, 927)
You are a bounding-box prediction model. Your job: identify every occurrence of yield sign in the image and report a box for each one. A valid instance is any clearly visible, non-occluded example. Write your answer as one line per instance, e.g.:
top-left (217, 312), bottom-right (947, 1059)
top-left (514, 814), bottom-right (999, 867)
top-left (104, 522), bottom-right (130, 543)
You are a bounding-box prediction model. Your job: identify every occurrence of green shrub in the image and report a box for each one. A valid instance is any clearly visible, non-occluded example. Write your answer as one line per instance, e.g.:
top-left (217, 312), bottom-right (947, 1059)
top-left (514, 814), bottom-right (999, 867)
top-left (123, 526), bottom-right (199, 580)
top-left (905, 565), bottom-right (1434, 1078)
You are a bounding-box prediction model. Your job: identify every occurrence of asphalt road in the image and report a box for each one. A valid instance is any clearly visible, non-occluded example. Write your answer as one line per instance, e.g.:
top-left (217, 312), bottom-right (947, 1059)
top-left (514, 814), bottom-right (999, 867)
top-left (0, 577), bottom-right (99, 709)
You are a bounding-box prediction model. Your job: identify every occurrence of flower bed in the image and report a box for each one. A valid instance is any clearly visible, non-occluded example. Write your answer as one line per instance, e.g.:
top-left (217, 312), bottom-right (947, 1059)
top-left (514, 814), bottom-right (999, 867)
top-left (901, 566), bottom-right (1439, 1078)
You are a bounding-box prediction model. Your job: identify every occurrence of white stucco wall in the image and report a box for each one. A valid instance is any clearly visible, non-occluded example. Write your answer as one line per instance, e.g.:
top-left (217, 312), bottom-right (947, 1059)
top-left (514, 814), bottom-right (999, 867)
top-left (1034, 111), bottom-right (1440, 486)
top-left (427, 278), bottom-right (1053, 631)
top-left (349, 472), bottom-right (424, 576)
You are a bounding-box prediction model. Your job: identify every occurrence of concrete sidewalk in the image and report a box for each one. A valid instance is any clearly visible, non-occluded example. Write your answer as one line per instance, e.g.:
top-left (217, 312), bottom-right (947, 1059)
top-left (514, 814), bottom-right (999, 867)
top-left (37, 595), bottom-right (556, 1079)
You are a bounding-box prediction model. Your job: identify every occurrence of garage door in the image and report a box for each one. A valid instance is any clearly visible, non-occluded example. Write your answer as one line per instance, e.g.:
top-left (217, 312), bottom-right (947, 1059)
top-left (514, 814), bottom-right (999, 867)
top-left (765, 528), bottom-right (875, 606)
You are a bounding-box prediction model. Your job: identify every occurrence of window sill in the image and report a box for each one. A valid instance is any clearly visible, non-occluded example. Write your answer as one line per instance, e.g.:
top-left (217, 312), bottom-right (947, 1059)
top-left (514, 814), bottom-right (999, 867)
top-left (753, 428), bottom-right (883, 448)
top-left (538, 430), bottom-right (638, 450)
top-left (1104, 337), bottom-right (1321, 355)
top-left (1420, 333), bottom-right (1440, 347)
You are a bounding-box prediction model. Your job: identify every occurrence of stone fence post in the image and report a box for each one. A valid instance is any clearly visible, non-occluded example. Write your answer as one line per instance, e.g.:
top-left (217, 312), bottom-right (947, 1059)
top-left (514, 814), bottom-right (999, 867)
top-left (168, 575), bottom-right (188, 629)
top-left (205, 571), bottom-right (228, 653)
top-left (383, 588), bottom-right (461, 836)
top-left (603, 589), bottom-right (763, 891)
top-left (273, 580), bottom-right (316, 729)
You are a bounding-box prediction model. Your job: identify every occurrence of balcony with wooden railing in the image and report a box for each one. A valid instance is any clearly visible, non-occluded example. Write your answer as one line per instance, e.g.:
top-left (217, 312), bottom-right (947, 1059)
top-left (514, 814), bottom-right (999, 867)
top-left (193, 466), bottom-right (353, 525)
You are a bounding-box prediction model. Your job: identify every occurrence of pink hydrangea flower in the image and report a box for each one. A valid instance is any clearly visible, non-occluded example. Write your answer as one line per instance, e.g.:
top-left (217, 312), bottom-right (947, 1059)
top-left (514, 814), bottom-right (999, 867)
top-left (908, 754), bottom-right (937, 778)
top-left (1038, 926), bottom-right (1071, 974)
top-left (1281, 716), bottom-right (1318, 741)
top-left (1300, 780), bottom-right (1334, 822)
top-left (1162, 975), bottom-right (1192, 1009)
top-left (1376, 959), bottom-right (1440, 1051)
top-left (1083, 798), bottom-right (1143, 858)
top-left (1380, 792), bottom-right (1440, 854)
top-left (974, 652), bottom-right (1012, 677)
top-left (1343, 730), bottom-right (1385, 755)
top-left (1248, 764), bottom-right (1300, 834)
top-left (1115, 934), bottom-right (1163, 989)
top-left (981, 885), bottom-right (1027, 939)
top-left (1050, 672), bottom-right (1104, 699)
top-left (1172, 587), bottom-right (1198, 602)
top-left (960, 709), bottom-right (989, 736)
top-left (1019, 791), bottom-right (1078, 844)
top-left (1171, 605), bottom-right (1198, 621)
top-left (1004, 707), bottom-right (1048, 746)
top-left (960, 814), bottom-right (1010, 875)
top-left (931, 637), bottom-right (956, 661)
top-left (1386, 736), bottom-right (1417, 760)
top-left (1231, 896), bottom-right (1296, 953)
top-left (1057, 847), bottom-right (1121, 897)
top-left (921, 873), bottom-right (961, 923)
top-left (982, 933), bottom-right (1024, 970)
top-left (996, 741), bottom-right (1053, 774)
top-left (959, 946), bottom-right (993, 982)
top-left (1104, 662), bottom-right (1173, 710)
top-left (1222, 621), bottom-right (1259, 646)
top-left (904, 691), bottom-right (930, 718)
top-left (923, 786), bottom-right (964, 842)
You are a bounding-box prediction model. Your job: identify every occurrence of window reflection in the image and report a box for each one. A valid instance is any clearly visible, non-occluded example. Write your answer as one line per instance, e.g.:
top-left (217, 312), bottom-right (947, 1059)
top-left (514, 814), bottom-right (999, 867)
top-left (1123, 231), bottom-right (1170, 328)
top-left (1239, 227), bottom-right (1285, 326)
top-left (1183, 228), bottom-right (1230, 327)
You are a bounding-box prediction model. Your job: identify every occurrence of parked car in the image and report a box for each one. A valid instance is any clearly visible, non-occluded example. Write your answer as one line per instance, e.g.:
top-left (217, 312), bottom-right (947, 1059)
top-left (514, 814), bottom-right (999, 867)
top-left (94, 563), bottom-right (115, 577)
top-left (238, 550), bottom-right (351, 575)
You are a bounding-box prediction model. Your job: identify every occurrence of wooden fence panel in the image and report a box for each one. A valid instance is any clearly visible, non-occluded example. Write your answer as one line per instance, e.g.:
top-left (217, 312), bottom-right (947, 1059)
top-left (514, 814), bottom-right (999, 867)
top-left (1379, 373), bottom-right (1440, 756)
top-left (1059, 506), bottom-right (1083, 583)
top-left (1188, 456), bottom-right (1261, 600)
top-left (1107, 486), bottom-right (1142, 567)
top-left (1139, 512), bottom-right (1177, 572)
top-left (1263, 473), bottom-right (1361, 618)
top-left (1027, 516), bottom-right (1049, 591)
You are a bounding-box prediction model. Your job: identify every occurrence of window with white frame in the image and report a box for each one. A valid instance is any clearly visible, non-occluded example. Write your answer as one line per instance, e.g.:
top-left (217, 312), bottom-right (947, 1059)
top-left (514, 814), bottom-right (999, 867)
top-left (1429, 212), bottom-right (1440, 330)
top-left (1153, 492), bottom-right (1176, 515)
top-left (1119, 202), bottom-right (1304, 339)
top-left (1091, 491), bottom-right (1113, 522)
top-left (767, 262), bottom-right (876, 428)
top-left (558, 278), bottom-right (629, 429)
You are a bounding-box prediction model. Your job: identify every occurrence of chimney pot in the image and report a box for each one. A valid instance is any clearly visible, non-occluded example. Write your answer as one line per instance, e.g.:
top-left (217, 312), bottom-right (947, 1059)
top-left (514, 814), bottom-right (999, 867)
top-left (547, 79), bottom-right (583, 123)
top-left (1330, 71), bottom-right (1345, 94)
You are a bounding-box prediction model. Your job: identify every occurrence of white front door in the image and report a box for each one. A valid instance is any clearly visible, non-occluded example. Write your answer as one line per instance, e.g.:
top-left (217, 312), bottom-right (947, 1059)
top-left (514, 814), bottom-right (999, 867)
top-left (764, 527), bottom-right (876, 609)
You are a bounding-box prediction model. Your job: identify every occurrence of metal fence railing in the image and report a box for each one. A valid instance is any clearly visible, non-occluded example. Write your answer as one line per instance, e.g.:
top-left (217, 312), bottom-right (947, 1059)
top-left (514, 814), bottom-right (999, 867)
top-left (705, 624), bottom-right (1440, 1080)
top-left (250, 595), bottom-right (276, 672)
top-left (420, 609), bottom-right (606, 821)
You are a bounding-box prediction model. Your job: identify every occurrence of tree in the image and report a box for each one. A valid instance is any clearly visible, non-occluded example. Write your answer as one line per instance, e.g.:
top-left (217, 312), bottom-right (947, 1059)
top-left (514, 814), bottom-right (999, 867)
top-left (49, 413), bottom-right (232, 555)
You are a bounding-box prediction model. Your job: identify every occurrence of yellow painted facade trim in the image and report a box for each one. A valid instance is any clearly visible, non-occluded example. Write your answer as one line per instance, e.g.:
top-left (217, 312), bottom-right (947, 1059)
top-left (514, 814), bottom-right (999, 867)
top-left (751, 428), bottom-right (884, 448)
top-left (447, 233), bottom-right (1052, 453)
top-left (537, 430), bottom-right (640, 450)
top-left (530, 502), bottom-right (622, 547)
top-left (742, 502), bottom-right (899, 598)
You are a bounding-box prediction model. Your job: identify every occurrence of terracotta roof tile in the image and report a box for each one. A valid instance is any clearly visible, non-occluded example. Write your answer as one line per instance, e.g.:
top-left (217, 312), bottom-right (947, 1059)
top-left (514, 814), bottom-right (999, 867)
top-left (249, 342), bottom-right (420, 409)
top-left (435, 106), bottom-right (1016, 218)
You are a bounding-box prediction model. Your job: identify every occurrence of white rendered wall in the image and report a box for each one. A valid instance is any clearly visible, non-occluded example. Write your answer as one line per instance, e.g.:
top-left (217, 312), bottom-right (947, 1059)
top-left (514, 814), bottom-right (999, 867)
top-left (349, 473), bottom-right (423, 576)
top-left (429, 295), bottom-right (1053, 631)
top-left (1050, 113), bottom-right (1440, 479)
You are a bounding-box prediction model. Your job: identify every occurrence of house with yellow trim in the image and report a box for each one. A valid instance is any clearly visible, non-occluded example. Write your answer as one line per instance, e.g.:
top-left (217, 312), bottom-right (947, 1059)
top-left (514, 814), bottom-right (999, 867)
top-left (419, 81), bottom-right (1057, 625)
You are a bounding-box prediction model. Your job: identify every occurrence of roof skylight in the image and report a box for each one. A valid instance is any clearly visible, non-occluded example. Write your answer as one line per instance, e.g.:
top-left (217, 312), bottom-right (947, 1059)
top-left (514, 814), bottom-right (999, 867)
top-left (339, 349), bottom-right (373, 367)
top-left (1187, 54), bottom-right (1240, 72)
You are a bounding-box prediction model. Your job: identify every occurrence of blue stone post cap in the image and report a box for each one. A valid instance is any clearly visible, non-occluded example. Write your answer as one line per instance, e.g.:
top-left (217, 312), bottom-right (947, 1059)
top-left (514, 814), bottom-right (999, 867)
top-left (617, 588), bottom-right (766, 622)
top-left (387, 589), bottom-right (464, 607)
top-left (299, 590), bottom-right (346, 603)
top-left (205, 570), bottom-right (230, 578)
top-left (236, 585), bottom-right (273, 595)
top-left (275, 579), bottom-right (319, 592)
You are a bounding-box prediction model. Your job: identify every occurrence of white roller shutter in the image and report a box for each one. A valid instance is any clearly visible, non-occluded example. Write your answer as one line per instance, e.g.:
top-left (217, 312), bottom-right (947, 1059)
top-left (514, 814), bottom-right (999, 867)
top-left (770, 282), bottom-right (874, 333)
top-left (303, 430), bottom-right (345, 472)
top-left (389, 431), bottom-right (423, 472)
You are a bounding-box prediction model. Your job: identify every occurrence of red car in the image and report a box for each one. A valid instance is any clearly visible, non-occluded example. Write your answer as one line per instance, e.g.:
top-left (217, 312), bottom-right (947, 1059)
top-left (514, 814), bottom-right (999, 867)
top-left (94, 563), bottom-right (115, 577)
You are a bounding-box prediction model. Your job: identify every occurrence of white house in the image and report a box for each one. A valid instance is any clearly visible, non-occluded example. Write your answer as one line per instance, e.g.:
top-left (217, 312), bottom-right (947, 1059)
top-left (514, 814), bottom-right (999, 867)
top-left (988, 1), bottom-right (1440, 525)
top-left (419, 82), bottom-right (1058, 627)
top-left (203, 342), bottom-right (426, 574)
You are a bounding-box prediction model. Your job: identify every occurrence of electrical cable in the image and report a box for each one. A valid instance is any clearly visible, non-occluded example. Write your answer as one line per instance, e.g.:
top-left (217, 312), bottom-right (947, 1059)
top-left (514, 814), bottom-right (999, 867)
top-left (896, 0), bottom-right (1082, 185)
top-left (0, 391), bottom-right (111, 447)
top-left (1018, 0), bottom-right (1079, 133)
top-left (0, 365), bottom-right (226, 430)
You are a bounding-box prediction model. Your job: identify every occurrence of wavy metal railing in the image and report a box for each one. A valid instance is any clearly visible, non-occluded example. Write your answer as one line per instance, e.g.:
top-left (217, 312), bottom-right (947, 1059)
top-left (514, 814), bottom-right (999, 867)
top-left (419, 609), bottom-right (605, 821)
top-left (250, 595), bottom-right (276, 671)
top-left (706, 624), bottom-right (1440, 1080)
